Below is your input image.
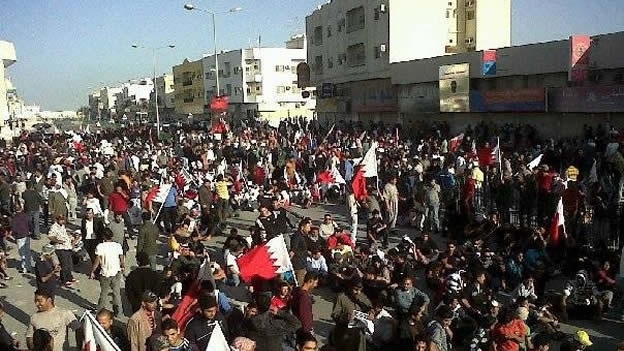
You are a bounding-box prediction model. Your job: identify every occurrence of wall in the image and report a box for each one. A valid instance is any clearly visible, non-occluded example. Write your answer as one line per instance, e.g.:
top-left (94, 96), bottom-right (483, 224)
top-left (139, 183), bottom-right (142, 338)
top-left (0, 41), bottom-right (17, 123)
top-left (173, 59), bottom-right (204, 115)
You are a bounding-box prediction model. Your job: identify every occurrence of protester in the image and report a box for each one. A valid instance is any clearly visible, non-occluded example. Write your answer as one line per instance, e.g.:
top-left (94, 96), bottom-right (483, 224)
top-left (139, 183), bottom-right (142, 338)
top-left (26, 289), bottom-right (81, 351)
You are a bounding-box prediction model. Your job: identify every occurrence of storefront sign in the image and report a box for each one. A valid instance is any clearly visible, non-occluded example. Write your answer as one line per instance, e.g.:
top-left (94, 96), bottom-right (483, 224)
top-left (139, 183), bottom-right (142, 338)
top-left (471, 88), bottom-right (546, 112)
top-left (549, 85), bottom-right (624, 113)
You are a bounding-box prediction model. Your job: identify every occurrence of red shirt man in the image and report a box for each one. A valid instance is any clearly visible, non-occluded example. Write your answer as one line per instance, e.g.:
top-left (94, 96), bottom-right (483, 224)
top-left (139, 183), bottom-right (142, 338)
top-left (109, 186), bottom-right (129, 214)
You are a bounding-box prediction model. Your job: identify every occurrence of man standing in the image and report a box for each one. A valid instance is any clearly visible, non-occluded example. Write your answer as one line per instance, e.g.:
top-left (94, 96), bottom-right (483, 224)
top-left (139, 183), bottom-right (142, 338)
top-left (136, 212), bottom-right (160, 270)
top-left (159, 318), bottom-right (198, 351)
top-left (161, 182), bottom-right (178, 234)
top-left (214, 174), bottom-right (231, 226)
top-left (128, 291), bottom-right (162, 351)
top-left (425, 178), bottom-right (441, 233)
top-left (81, 208), bottom-right (104, 265)
top-left (26, 289), bottom-right (82, 351)
top-left (384, 176), bottom-right (399, 229)
top-left (10, 205), bottom-right (33, 273)
top-left (48, 215), bottom-right (78, 288)
top-left (108, 212), bottom-right (128, 255)
top-left (198, 178), bottom-right (213, 212)
top-left (290, 218), bottom-right (311, 286)
top-left (90, 228), bottom-right (125, 316)
top-left (290, 271), bottom-right (319, 334)
top-left (35, 245), bottom-right (60, 296)
top-left (126, 252), bottom-right (162, 313)
top-left (22, 182), bottom-right (43, 240)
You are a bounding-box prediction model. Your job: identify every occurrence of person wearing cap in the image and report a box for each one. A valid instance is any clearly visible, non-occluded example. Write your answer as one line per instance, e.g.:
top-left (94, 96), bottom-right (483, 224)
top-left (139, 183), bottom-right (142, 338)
top-left (185, 295), bottom-right (230, 351)
top-left (35, 245), bottom-right (60, 295)
top-left (560, 330), bottom-right (592, 351)
top-left (127, 291), bottom-right (163, 351)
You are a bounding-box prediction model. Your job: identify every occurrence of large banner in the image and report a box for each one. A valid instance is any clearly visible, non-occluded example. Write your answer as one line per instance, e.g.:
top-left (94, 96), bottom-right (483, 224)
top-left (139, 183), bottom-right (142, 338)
top-left (569, 35), bottom-right (591, 82)
top-left (549, 85), bottom-right (624, 113)
top-left (471, 88), bottom-right (546, 112)
top-left (439, 63), bottom-right (470, 112)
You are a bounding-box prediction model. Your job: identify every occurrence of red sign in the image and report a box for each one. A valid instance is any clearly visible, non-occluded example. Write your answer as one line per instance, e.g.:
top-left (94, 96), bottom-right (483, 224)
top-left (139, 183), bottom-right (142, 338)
top-left (210, 95), bottom-right (229, 112)
top-left (569, 35), bottom-right (591, 82)
top-left (482, 50), bottom-right (497, 62)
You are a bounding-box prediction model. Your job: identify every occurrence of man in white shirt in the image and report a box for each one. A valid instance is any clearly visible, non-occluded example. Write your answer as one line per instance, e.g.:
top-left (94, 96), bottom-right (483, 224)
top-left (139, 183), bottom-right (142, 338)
top-left (90, 228), bottom-right (125, 316)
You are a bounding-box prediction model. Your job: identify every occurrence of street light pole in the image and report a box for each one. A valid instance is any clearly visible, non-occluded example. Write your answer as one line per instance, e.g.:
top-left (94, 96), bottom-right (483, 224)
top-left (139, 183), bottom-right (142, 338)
top-left (132, 44), bottom-right (175, 138)
top-left (184, 4), bottom-right (242, 99)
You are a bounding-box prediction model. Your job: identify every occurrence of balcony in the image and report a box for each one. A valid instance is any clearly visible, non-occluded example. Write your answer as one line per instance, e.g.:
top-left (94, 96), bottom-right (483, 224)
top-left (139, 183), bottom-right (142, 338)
top-left (246, 73), bottom-right (263, 82)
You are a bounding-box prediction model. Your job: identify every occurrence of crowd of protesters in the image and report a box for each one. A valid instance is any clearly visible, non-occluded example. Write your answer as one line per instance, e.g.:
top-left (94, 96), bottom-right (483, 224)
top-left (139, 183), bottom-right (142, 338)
top-left (0, 116), bottom-right (620, 351)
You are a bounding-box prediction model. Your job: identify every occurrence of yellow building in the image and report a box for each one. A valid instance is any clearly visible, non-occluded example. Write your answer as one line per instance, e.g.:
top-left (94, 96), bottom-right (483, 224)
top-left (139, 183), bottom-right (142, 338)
top-left (173, 58), bottom-right (205, 115)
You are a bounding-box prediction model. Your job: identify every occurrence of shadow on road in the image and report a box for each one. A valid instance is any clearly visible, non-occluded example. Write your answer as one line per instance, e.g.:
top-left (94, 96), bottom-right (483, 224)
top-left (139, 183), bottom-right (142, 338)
top-left (0, 296), bottom-right (31, 326)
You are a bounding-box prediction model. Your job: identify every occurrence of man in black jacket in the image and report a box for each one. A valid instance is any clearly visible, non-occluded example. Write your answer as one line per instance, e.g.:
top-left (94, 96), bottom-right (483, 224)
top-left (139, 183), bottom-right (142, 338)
top-left (246, 295), bottom-right (301, 351)
top-left (185, 295), bottom-right (230, 351)
top-left (290, 218), bottom-right (311, 287)
top-left (22, 181), bottom-right (43, 240)
top-left (81, 208), bottom-right (105, 264)
top-left (125, 252), bottom-right (162, 313)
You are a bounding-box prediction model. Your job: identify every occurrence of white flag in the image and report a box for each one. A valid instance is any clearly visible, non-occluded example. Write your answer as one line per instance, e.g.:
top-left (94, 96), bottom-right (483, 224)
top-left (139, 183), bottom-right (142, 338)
top-left (82, 311), bottom-right (121, 351)
top-left (217, 158), bottom-right (227, 176)
top-left (330, 165), bottom-right (346, 184)
top-left (527, 154), bottom-right (543, 170)
top-left (205, 320), bottom-right (231, 351)
top-left (358, 142), bottom-right (378, 178)
top-left (588, 159), bottom-right (598, 183)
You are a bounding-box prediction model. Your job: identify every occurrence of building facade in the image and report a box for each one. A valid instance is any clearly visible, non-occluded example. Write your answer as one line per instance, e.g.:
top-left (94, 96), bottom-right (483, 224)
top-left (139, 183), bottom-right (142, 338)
top-left (0, 41), bottom-right (17, 124)
top-left (153, 74), bottom-right (175, 111)
top-left (173, 58), bottom-right (205, 115)
top-left (114, 79), bottom-right (153, 118)
top-left (306, 0), bottom-right (512, 123)
top-left (99, 86), bottom-right (122, 119)
top-left (201, 35), bottom-right (315, 122)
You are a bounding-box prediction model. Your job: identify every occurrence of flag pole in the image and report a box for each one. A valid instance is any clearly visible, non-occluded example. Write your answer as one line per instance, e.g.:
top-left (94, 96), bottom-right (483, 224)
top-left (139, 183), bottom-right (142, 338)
top-left (321, 123), bottom-right (336, 145)
top-left (497, 137), bottom-right (502, 182)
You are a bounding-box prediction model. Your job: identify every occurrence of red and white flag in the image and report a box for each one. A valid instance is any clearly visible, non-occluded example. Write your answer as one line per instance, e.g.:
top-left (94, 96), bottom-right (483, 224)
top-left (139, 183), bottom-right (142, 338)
top-left (527, 154), bottom-right (543, 170)
top-left (449, 133), bottom-right (464, 152)
top-left (549, 197), bottom-right (566, 246)
top-left (175, 168), bottom-right (195, 190)
top-left (318, 166), bottom-right (346, 185)
top-left (144, 183), bottom-right (172, 209)
top-left (237, 235), bottom-right (294, 283)
top-left (206, 323), bottom-right (230, 351)
top-left (351, 142), bottom-right (378, 201)
top-left (82, 310), bottom-right (121, 351)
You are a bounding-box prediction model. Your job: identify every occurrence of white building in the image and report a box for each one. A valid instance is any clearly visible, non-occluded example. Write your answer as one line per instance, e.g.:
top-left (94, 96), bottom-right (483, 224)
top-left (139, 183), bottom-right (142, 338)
top-left (305, 0), bottom-right (511, 122)
top-left (201, 34), bottom-right (316, 122)
top-left (115, 79), bottom-right (153, 112)
top-left (99, 86), bottom-right (123, 118)
top-left (0, 41), bottom-right (17, 124)
top-left (153, 74), bottom-right (175, 110)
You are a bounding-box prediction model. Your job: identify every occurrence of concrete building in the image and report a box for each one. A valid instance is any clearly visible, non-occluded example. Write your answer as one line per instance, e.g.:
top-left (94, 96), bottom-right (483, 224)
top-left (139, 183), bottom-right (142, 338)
top-left (0, 41), bottom-right (17, 124)
top-left (388, 31), bottom-right (624, 137)
top-left (114, 79), bottom-right (153, 116)
top-left (153, 74), bottom-right (175, 111)
top-left (173, 58), bottom-right (205, 115)
top-left (306, 0), bottom-right (511, 122)
top-left (88, 91), bottom-right (102, 120)
top-left (99, 86), bottom-right (123, 118)
top-left (201, 34), bottom-right (315, 122)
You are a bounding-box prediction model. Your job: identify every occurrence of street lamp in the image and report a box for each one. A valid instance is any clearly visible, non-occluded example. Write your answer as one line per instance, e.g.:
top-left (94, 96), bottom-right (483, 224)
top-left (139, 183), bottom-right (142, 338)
top-left (184, 4), bottom-right (242, 98)
top-left (131, 43), bottom-right (175, 138)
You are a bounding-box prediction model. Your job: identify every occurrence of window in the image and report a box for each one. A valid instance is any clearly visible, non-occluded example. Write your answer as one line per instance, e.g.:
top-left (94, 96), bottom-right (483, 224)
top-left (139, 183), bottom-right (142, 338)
top-left (255, 86), bottom-right (261, 91)
top-left (465, 0), bottom-right (474, 7)
top-left (374, 8), bottom-right (380, 20)
top-left (327, 57), bottom-right (334, 69)
top-left (314, 26), bottom-right (323, 45)
top-left (226, 84), bottom-right (232, 96)
top-left (346, 6), bottom-right (365, 33)
top-left (275, 65), bottom-right (285, 72)
top-left (374, 46), bottom-right (381, 59)
top-left (337, 53), bottom-right (347, 65)
top-left (327, 25), bottom-right (332, 37)
top-left (449, 39), bottom-right (454, 43)
top-left (448, 1), bottom-right (453, 5)
top-left (314, 55), bottom-right (324, 74)
top-left (466, 10), bottom-right (475, 20)
top-left (277, 86), bottom-right (286, 94)
top-left (347, 43), bottom-right (366, 67)
top-left (337, 18), bottom-right (346, 32)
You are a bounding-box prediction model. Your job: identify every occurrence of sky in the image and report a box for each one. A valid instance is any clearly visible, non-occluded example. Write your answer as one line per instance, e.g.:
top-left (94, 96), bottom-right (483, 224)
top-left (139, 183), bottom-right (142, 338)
top-left (1, 0), bottom-right (624, 111)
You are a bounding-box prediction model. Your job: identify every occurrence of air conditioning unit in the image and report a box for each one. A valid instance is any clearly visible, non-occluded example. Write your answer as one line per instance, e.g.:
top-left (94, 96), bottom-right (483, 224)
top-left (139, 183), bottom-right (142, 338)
top-left (380, 44), bottom-right (387, 52)
top-left (380, 4), bottom-right (387, 13)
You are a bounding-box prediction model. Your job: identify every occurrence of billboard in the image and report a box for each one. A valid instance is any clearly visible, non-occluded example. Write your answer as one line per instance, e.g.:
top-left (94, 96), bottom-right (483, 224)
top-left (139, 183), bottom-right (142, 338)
top-left (352, 80), bottom-right (397, 113)
top-left (569, 35), bottom-right (591, 82)
top-left (439, 63), bottom-right (470, 112)
top-left (296, 63), bottom-right (311, 89)
top-left (482, 50), bottom-right (497, 76)
top-left (549, 85), bottom-right (624, 113)
top-left (470, 88), bottom-right (547, 112)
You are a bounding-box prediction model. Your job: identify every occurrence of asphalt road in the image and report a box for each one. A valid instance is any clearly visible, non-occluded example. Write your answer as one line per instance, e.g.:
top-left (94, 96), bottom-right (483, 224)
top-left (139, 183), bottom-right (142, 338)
top-left (0, 202), bottom-right (621, 350)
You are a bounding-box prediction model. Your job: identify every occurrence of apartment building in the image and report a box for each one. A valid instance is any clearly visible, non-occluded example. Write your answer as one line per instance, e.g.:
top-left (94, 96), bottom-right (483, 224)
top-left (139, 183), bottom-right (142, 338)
top-left (99, 86), bottom-right (122, 119)
top-left (0, 40), bottom-right (16, 124)
top-left (306, 0), bottom-right (511, 122)
top-left (173, 58), bottom-right (205, 115)
top-left (201, 34), bottom-right (315, 122)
